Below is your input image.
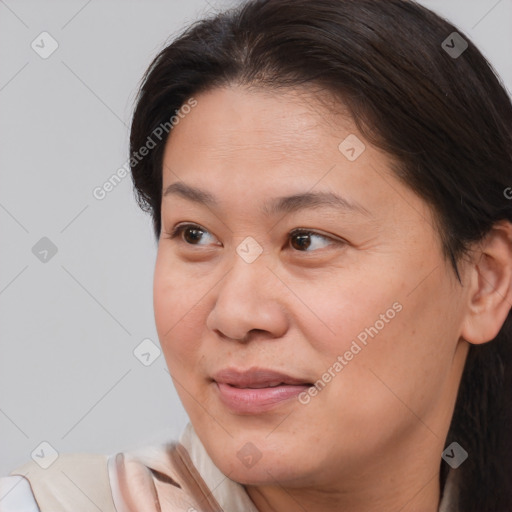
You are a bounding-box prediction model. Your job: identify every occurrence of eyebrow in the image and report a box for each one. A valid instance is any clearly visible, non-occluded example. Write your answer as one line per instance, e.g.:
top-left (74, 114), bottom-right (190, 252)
top-left (163, 182), bottom-right (370, 217)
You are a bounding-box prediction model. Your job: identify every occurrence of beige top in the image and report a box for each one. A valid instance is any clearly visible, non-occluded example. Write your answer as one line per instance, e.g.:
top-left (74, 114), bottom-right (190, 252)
top-left (0, 423), bottom-right (456, 511)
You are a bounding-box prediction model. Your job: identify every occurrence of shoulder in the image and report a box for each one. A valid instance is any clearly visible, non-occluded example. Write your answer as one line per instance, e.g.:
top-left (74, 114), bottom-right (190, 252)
top-left (0, 440), bottom-right (225, 512)
top-left (1, 452), bottom-right (115, 512)
top-left (0, 475), bottom-right (39, 511)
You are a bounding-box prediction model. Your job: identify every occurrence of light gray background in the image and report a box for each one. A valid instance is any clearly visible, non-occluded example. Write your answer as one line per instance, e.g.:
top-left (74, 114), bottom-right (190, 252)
top-left (1, 0), bottom-right (511, 476)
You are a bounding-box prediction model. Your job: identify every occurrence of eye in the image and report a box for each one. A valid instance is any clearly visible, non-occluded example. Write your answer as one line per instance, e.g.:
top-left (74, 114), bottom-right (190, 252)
top-left (166, 223), bottom-right (219, 246)
top-left (288, 229), bottom-right (342, 252)
top-left (165, 223), bottom-right (344, 252)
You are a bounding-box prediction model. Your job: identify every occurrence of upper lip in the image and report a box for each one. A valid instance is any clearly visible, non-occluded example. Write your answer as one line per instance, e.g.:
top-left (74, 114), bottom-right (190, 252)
top-left (212, 368), bottom-right (312, 388)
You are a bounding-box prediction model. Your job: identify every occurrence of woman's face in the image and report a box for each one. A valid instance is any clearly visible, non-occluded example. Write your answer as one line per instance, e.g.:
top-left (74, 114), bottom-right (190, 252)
top-left (153, 85), bottom-right (470, 489)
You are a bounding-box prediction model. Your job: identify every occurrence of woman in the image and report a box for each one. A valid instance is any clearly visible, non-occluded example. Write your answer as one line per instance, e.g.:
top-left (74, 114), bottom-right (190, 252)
top-left (2, 0), bottom-right (511, 510)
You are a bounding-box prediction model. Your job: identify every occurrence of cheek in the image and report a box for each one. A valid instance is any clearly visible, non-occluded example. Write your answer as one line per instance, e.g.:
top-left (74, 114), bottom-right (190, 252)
top-left (300, 267), bottom-right (404, 358)
top-left (303, 260), bottom-right (460, 414)
top-left (153, 252), bottom-right (206, 366)
top-left (329, 274), bottom-right (461, 423)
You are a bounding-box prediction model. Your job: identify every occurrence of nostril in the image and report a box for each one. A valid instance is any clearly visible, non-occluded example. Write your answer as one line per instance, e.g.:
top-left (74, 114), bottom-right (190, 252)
top-left (223, 329), bottom-right (265, 343)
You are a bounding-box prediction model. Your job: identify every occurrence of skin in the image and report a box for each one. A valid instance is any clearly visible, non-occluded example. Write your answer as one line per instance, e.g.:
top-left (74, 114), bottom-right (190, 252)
top-left (153, 85), bottom-right (512, 512)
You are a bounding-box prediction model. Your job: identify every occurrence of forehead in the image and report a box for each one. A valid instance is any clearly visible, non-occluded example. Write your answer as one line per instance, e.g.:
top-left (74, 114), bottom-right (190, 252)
top-left (159, 84), bottom-right (421, 229)
top-left (163, 85), bottom-right (357, 169)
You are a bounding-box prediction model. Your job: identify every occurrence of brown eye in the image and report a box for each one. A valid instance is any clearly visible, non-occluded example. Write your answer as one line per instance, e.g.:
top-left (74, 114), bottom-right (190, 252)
top-left (168, 224), bottom-right (218, 246)
top-left (289, 229), bottom-right (340, 252)
top-left (182, 226), bottom-right (204, 244)
top-left (290, 232), bottom-right (313, 251)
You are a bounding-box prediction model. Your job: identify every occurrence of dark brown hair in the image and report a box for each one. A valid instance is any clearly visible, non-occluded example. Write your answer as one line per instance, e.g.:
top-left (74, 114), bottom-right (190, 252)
top-left (129, 1), bottom-right (512, 510)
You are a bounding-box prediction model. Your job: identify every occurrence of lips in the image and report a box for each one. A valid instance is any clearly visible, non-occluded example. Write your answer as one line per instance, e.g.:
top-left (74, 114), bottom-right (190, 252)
top-left (212, 368), bottom-right (313, 413)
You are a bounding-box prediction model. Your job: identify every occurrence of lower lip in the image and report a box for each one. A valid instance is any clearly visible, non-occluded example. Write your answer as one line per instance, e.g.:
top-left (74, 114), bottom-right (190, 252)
top-left (215, 382), bottom-right (311, 414)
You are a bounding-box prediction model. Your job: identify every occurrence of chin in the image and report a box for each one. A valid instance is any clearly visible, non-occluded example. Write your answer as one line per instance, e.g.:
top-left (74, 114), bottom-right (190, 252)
top-left (217, 456), bottom-right (305, 486)
top-left (205, 437), bottom-right (316, 487)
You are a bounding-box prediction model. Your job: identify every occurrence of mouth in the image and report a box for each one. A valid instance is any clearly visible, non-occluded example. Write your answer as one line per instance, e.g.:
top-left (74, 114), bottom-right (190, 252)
top-left (212, 368), bottom-right (314, 414)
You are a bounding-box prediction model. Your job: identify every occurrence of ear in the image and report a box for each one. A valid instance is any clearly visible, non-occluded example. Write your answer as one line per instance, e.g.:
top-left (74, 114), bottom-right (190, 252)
top-left (461, 220), bottom-right (512, 344)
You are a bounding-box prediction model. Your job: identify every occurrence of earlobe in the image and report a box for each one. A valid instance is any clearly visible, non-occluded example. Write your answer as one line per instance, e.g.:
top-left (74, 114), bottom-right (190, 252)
top-left (460, 221), bottom-right (512, 345)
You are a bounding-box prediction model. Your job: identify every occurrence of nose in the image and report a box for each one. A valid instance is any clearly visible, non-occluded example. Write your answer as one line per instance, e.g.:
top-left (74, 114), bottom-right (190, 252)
top-left (205, 252), bottom-right (289, 343)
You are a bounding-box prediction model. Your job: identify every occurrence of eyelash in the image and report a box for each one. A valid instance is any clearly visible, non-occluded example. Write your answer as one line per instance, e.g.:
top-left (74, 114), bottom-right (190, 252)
top-left (164, 223), bottom-right (345, 252)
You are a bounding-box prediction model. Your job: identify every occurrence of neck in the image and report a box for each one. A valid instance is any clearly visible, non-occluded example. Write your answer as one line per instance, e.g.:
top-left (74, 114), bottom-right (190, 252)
top-left (245, 461), bottom-right (442, 512)
top-left (244, 421), bottom-right (448, 512)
